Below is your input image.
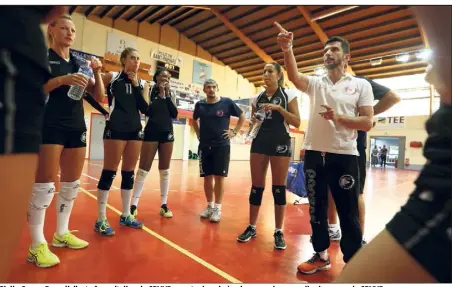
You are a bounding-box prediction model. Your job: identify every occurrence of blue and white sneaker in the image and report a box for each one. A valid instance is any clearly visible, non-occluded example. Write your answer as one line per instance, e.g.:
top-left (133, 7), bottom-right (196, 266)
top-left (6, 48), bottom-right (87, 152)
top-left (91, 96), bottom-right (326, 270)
top-left (119, 214), bottom-right (143, 229)
top-left (94, 219), bottom-right (115, 236)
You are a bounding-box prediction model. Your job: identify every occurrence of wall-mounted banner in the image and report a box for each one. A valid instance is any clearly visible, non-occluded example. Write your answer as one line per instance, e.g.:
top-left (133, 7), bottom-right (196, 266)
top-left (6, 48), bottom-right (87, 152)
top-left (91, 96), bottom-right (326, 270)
top-left (106, 31), bottom-right (137, 56)
top-left (151, 50), bottom-right (183, 66)
top-left (375, 116), bottom-right (406, 129)
top-left (156, 60), bottom-right (180, 79)
top-left (192, 60), bottom-right (212, 85)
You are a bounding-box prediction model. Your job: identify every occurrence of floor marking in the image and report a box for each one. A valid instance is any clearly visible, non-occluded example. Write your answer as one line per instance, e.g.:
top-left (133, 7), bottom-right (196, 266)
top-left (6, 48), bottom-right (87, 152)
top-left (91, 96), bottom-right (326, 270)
top-left (79, 177), bottom-right (242, 283)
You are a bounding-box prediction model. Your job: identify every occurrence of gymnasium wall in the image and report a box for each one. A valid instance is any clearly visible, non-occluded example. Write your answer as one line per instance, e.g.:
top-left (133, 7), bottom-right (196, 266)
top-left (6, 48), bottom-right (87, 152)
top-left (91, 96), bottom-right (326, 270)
top-left (367, 115), bottom-right (428, 169)
top-left (65, 13), bottom-right (257, 100)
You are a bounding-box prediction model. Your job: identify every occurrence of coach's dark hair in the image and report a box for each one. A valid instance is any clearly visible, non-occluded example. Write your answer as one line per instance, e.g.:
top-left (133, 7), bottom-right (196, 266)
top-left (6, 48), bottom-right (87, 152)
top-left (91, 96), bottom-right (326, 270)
top-left (120, 47), bottom-right (138, 67)
top-left (47, 14), bottom-right (73, 45)
top-left (325, 36), bottom-right (350, 54)
top-left (268, 62), bottom-right (284, 87)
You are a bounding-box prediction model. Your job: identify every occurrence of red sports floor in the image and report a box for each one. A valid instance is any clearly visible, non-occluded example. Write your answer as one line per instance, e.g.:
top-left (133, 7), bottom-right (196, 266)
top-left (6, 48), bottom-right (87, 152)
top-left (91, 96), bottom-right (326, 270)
top-left (7, 160), bottom-right (419, 283)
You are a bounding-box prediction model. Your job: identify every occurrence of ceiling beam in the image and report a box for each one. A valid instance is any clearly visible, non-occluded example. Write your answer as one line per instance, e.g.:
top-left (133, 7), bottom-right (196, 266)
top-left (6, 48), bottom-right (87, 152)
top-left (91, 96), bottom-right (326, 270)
top-left (297, 6), bottom-right (354, 75)
top-left (84, 6), bottom-right (97, 17)
top-left (99, 6), bottom-right (114, 18)
top-left (182, 5), bottom-right (211, 11)
top-left (210, 7), bottom-right (292, 87)
top-left (417, 22), bottom-right (430, 48)
top-left (69, 6), bottom-right (77, 15)
top-left (311, 6), bottom-right (359, 22)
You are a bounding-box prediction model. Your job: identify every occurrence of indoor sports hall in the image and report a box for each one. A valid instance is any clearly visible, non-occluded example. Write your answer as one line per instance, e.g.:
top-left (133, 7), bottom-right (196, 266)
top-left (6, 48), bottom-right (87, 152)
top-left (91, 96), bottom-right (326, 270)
top-left (3, 3), bottom-right (448, 284)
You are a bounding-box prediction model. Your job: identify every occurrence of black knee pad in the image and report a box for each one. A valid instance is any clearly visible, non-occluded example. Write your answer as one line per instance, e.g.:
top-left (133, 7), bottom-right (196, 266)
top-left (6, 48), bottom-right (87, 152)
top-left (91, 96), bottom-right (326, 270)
top-left (272, 185), bottom-right (287, 205)
top-left (121, 170), bottom-right (135, 190)
top-left (249, 186), bottom-right (264, 206)
top-left (97, 169), bottom-right (116, 190)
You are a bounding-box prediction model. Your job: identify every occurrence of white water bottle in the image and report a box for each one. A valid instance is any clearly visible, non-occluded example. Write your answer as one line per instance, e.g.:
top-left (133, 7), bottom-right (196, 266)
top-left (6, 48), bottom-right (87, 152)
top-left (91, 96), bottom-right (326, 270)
top-left (246, 109), bottom-right (266, 140)
top-left (67, 60), bottom-right (93, 101)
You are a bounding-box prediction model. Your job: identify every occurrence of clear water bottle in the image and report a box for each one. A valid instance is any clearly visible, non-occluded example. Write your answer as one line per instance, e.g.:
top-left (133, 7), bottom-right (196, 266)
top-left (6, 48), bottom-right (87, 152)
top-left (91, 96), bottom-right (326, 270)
top-left (67, 60), bottom-right (93, 101)
top-left (246, 109), bottom-right (266, 140)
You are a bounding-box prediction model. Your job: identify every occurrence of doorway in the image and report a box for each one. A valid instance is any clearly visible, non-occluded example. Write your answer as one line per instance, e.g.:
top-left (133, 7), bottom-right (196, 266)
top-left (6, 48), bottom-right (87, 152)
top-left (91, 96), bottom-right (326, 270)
top-left (369, 136), bottom-right (406, 169)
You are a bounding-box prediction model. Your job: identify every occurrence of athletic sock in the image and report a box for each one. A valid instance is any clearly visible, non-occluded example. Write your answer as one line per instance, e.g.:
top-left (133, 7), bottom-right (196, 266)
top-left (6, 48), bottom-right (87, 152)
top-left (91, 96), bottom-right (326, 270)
top-left (56, 180), bottom-right (80, 236)
top-left (131, 169), bottom-right (148, 206)
top-left (160, 169), bottom-right (170, 205)
top-left (29, 183), bottom-right (55, 249)
top-left (121, 189), bottom-right (132, 216)
top-left (97, 189), bottom-right (109, 220)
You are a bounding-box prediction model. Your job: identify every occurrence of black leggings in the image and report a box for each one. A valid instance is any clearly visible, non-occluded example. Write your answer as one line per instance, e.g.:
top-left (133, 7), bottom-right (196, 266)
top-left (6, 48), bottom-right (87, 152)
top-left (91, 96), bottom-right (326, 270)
top-left (304, 150), bottom-right (362, 263)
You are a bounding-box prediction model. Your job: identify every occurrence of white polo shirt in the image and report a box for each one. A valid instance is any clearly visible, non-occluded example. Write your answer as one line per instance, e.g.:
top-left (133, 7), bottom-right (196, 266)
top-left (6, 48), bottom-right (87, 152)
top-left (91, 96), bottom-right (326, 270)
top-left (303, 74), bottom-right (374, 156)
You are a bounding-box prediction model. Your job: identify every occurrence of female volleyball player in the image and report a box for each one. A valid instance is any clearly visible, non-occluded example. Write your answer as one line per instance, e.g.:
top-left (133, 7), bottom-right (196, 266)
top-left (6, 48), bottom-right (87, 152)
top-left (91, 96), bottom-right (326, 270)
top-left (237, 62), bottom-right (300, 250)
top-left (0, 5), bottom-right (69, 278)
top-left (27, 14), bottom-right (105, 268)
top-left (131, 68), bottom-right (178, 219)
top-left (94, 47), bottom-right (149, 236)
top-left (336, 6), bottom-right (451, 283)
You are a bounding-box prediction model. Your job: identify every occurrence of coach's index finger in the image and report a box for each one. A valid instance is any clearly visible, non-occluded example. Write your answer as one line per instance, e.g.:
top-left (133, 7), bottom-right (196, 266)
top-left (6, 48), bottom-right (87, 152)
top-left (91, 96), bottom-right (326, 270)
top-left (274, 21), bottom-right (287, 33)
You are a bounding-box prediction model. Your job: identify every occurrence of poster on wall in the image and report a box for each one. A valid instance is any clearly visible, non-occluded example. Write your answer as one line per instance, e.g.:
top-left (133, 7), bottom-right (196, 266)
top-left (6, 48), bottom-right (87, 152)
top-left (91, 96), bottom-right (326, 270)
top-left (192, 60), bottom-right (212, 85)
top-left (374, 116), bottom-right (406, 129)
top-left (106, 31), bottom-right (137, 56)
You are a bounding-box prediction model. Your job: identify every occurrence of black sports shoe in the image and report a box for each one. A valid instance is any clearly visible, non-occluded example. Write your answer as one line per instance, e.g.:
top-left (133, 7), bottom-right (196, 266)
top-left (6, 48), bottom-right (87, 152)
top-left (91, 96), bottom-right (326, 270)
top-left (274, 230), bottom-right (287, 250)
top-left (237, 225), bottom-right (257, 242)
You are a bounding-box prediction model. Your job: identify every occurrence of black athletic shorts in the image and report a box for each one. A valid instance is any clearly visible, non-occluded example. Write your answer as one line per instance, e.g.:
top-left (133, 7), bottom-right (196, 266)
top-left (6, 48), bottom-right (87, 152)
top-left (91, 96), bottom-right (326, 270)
top-left (386, 105), bottom-right (451, 283)
top-left (144, 128), bottom-right (174, 143)
top-left (41, 126), bottom-right (87, 148)
top-left (250, 131), bottom-right (292, 157)
top-left (199, 145), bottom-right (230, 177)
top-left (0, 49), bottom-right (47, 155)
top-left (103, 123), bottom-right (143, 141)
top-left (357, 146), bottom-right (366, 194)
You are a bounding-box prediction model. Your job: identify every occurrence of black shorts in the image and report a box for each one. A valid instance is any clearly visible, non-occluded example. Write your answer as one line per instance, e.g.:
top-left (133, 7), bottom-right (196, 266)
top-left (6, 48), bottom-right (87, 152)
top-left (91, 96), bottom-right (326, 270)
top-left (386, 105), bottom-right (451, 283)
top-left (199, 145), bottom-right (230, 177)
top-left (103, 124), bottom-right (143, 141)
top-left (144, 129), bottom-right (174, 143)
top-left (357, 146), bottom-right (366, 194)
top-left (0, 49), bottom-right (47, 155)
top-left (41, 126), bottom-right (87, 148)
top-left (250, 132), bottom-right (292, 157)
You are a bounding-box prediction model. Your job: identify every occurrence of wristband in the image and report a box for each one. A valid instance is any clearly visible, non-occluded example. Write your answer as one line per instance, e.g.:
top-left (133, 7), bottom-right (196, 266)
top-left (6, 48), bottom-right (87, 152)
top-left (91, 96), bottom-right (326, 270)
top-left (281, 44), bottom-right (293, 52)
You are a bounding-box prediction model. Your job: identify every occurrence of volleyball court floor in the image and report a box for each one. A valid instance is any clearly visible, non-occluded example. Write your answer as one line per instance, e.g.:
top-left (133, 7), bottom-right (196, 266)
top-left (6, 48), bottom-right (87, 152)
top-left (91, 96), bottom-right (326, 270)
top-left (7, 160), bottom-right (419, 283)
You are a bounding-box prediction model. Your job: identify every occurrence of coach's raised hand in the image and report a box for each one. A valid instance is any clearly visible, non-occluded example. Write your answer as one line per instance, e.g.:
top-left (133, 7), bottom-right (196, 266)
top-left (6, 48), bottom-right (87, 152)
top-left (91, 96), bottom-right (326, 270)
top-left (275, 22), bottom-right (293, 52)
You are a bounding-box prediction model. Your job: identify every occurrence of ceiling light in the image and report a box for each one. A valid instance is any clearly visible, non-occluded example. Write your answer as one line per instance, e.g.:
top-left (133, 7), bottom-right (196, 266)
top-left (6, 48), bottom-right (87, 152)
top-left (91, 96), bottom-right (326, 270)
top-left (417, 49), bottom-right (432, 60)
top-left (396, 53), bottom-right (410, 62)
top-left (370, 57), bottom-right (382, 66)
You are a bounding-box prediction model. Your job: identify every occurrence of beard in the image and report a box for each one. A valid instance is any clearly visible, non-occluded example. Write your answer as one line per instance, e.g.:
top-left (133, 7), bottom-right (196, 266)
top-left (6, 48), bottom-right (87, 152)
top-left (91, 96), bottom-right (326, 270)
top-left (325, 60), bottom-right (341, 70)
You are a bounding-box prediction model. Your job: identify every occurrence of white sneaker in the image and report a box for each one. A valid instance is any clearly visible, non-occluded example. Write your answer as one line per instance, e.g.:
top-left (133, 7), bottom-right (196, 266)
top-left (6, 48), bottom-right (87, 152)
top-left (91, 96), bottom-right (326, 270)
top-left (200, 206), bottom-right (214, 219)
top-left (209, 208), bottom-right (221, 222)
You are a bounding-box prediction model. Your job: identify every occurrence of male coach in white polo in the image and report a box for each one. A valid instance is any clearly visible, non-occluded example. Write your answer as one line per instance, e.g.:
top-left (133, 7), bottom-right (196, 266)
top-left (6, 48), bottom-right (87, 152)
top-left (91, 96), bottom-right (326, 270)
top-left (275, 22), bottom-right (374, 275)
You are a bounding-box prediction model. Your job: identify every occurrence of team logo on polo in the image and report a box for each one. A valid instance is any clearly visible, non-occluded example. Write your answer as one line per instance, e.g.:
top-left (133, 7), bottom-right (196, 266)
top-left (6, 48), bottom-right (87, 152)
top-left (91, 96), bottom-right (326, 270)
top-left (80, 132), bottom-right (87, 143)
top-left (345, 86), bottom-right (358, 95)
top-left (339, 175), bottom-right (355, 190)
top-left (216, 110), bottom-right (224, 117)
top-left (272, 97), bottom-right (282, 105)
